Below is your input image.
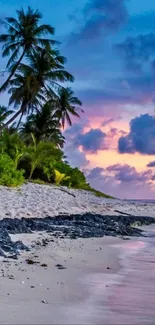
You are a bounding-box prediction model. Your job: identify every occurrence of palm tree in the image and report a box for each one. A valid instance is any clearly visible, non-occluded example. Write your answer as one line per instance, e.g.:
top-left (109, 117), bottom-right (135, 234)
top-left (3, 48), bottom-right (74, 129)
top-left (56, 87), bottom-right (83, 128)
top-left (0, 105), bottom-right (14, 127)
top-left (25, 133), bottom-right (62, 179)
top-left (0, 6), bottom-right (57, 92)
top-left (20, 102), bottom-right (65, 147)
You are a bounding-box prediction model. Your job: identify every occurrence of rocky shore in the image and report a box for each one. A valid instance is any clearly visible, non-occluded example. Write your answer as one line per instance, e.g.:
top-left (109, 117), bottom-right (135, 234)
top-left (0, 183), bottom-right (154, 258)
top-left (0, 213), bottom-right (154, 258)
top-left (0, 183), bottom-right (155, 323)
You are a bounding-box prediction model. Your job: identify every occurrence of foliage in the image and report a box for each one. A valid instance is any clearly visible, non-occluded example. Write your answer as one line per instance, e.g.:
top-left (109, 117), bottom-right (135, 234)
top-left (20, 102), bottom-right (65, 147)
top-left (51, 161), bottom-right (88, 188)
top-left (0, 6), bottom-right (57, 92)
top-left (0, 131), bottom-right (26, 168)
top-left (0, 153), bottom-right (24, 186)
top-left (0, 106), bottom-right (14, 127)
top-left (0, 6), bottom-right (111, 197)
top-left (5, 47), bottom-right (74, 128)
top-left (54, 169), bottom-right (70, 185)
top-left (30, 179), bottom-right (46, 185)
top-left (57, 87), bottom-right (83, 128)
top-left (25, 133), bottom-right (62, 179)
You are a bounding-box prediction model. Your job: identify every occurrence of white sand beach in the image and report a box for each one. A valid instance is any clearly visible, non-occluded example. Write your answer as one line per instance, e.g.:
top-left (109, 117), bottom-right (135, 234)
top-left (0, 184), bottom-right (154, 324)
top-left (0, 183), bottom-right (155, 219)
top-left (0, 233), bottom-right (121, 324)
top-left (0, 230), bottom-right (154, 324)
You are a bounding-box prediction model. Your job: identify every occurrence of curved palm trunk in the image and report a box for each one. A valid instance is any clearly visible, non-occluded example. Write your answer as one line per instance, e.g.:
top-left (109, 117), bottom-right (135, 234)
top-left (3, 108), bottom-right (23, 129)
top-left (0, 101), bottom-right (27, 131)
top-left (16, 111), bottom-right (24, 129)
top-left (0, 49), bottom-right (26, 93)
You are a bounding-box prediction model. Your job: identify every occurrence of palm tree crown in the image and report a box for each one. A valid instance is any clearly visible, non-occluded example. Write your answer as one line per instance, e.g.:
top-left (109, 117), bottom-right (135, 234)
top-left (57, 87), bottom-right (83, 128)
top-left (0, 6), bottom-right (57, 92)
top-left (20, 102), bottom-right (65, 147)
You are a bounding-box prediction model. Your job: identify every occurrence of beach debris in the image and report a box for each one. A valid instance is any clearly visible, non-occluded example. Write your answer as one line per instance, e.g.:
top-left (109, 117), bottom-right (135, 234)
top-left (40, 263), bottom-right (48, 267)
top-left (41, 300), bottom-right (48, 304)
top-left (8, 275), bottom-right (15, 280)
top-left (31, 285), bottom-right (35, 288)
top-left (8, 255), bottom-right (18, 260)
top-left (55, 264), bottom-right (66, 270)
top-left (26, 259), bottom-right (38, 265)
top-left (21, 281), bottom-right (24, 284)
top-left (107, 267), bottom-right (110, 270)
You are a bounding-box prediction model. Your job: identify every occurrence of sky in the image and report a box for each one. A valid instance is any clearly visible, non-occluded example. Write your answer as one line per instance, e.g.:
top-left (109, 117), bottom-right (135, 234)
top-left (1, 0), bottom-right (155, 199)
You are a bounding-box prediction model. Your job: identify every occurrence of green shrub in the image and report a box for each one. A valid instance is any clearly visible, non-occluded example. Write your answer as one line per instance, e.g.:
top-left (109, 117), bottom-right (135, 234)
top-left (0, 131), bottom-right (25, 168)
top-left (54, 169), bottom-right (70, 185)
top-left (0, 154), bottom-right (24, 187)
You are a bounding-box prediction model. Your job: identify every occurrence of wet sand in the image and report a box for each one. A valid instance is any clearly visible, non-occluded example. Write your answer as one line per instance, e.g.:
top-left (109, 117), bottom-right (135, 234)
top-left (0, 228), bottom-right (155, 324)
top-left (0, 234), bottom-right (121, 324)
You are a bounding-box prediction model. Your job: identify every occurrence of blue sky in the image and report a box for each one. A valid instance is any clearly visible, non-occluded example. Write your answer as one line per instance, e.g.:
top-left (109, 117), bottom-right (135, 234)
top-left (1, 0), bottom-right (155, 199)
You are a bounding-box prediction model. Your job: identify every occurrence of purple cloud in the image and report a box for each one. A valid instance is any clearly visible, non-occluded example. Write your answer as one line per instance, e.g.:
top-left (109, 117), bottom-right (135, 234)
top-left (69, 0), bottom-right (128, 43)
top-left (87, 164), bottom-right (155, 199)
top-left (106, 164), bottom-right (153, 183)
top-left (78, 128), bottom-right (107, 153)
top-left (147, 161), bottom-right (155, 167)
top-left (115, 33), bottom-right (155, 73)
top-left (101, 117), bottom-right (122, 127)
top-left (87, 167), bottom-right (104, 179)
top-left (63, 121), bottom-right (90, 168)
top-left (118, 114), bottom-right (155, 155)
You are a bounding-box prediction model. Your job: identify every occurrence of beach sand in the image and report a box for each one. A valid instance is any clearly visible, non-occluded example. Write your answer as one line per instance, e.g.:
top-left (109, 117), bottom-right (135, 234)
top-left (0, 184), bottom-right (154, 323)
top-left (0, 233), bottom-right (121, 324)
top-left (0, 228), bottom-right (154, 323)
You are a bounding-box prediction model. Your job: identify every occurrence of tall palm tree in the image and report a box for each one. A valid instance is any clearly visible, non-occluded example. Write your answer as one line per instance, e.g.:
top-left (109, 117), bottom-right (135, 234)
top-left (0, 6), bottom-right (57, 92)
top-left (3, 48), bottom-right (74, 128)
top-left (57, 87), bottom-right (83, 128)
top-left (0, 105), bottom-right (14, 127)
top-left (25, 133), bottom-right (62, 179)
top-left (20, 102), bottom-right (65, 147)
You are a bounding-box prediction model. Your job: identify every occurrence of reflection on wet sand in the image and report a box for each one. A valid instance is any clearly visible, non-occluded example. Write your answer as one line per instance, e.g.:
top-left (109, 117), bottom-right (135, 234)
top-left (64, 232), bottom-right (155, 324)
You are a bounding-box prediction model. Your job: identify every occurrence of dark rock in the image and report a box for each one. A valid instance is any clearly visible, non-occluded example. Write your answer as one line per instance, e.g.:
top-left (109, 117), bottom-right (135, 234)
top-left (40, 263), bottom-right (48, 267)
top-left (26, 259), bottom-right (37, 265)
top-left (14, 241), bottom-right (29, 251)
top-left (8, 275), bottom-right (15, 279)
top-left (0, 213), bottom-right (153, 258)
top-left (55, 264), bottom-right (66, 270)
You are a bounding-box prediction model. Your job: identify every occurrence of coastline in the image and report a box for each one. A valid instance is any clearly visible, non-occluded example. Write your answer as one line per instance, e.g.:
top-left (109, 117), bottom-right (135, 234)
top-left (0, 229), bottom-right (154, 324)
top-left (0, 184), bottom-right (154, 323)
top-left (0, 234), bottom-right (122, 324)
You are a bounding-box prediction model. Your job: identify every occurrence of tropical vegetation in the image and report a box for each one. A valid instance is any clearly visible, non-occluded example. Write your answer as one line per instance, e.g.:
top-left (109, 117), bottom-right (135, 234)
top-left (0, 6), bottom-right (111, 198)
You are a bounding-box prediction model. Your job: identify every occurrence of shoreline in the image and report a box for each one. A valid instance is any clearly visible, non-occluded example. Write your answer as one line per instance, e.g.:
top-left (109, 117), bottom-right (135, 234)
top-left (0, 230), bottom-right (152, 324)
top-left (0, 234), bottom-right (122, 324)
top-left (0, 184), bottom-right (154, 323)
